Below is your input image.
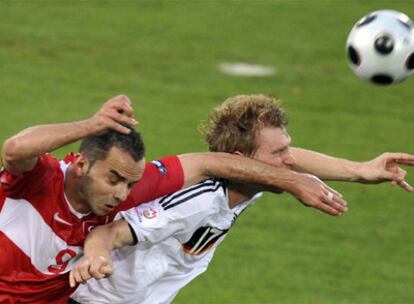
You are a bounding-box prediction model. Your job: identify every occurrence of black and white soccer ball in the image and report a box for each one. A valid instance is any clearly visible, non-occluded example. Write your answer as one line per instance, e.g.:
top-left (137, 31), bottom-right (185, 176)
top-left (346, 10), bottom-right (414, 85)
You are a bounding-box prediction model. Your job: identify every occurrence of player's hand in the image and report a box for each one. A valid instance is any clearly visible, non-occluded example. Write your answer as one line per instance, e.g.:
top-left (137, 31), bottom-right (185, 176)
top-left (358, 152), bottom-right (414, 192)
top-left (69, 255), bottom-right (114, 288)
top-left (290, 173), bottom-right (348, 216)
top-left (87, 95), bottom-right (138, 135)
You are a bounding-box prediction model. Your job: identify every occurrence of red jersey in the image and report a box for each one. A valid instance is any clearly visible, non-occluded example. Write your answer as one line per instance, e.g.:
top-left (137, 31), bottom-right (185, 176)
top-left (0, 153), bottom-right (184, 303)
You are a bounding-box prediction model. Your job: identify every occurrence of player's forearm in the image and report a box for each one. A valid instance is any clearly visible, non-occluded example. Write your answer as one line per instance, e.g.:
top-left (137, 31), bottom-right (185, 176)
top-left (70, 221), bottom-right (131, 287)
top-left (4, 121), bottom-right (93, 160)
top-left (84, 224), bottom-right (119, 260)
top-left (291, 147), bottom-right (364, 182)
top-left (84, 220), bottom-right (134, 258)
top-left (2, 95), bottom-right (136, 174)
top-left (179, 152), bottom-right (301, 193)
top-left (1, 120), bottom-right (94, 173)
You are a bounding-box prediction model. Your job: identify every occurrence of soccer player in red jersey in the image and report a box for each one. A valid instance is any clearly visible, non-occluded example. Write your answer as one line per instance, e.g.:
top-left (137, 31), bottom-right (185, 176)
top-left (0, 95), bottom-right (350, 303)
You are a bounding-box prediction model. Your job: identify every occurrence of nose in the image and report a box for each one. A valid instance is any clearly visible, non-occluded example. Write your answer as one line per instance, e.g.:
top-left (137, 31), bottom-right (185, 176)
top-left (114, 184), bottom-right (129, 203)
top-left (283, 153), bottom-right (296, 168)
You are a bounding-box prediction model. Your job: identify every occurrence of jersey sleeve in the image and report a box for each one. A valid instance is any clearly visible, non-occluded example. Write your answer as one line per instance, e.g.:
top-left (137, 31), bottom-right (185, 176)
top-left (0, 154), bottom-right (59, 199)
top-left (123, 156), bottom-right (184, 208)
top-left (120, 199), bottom-right (216, 245)
top-left (120, 199), bottom-right (185, 244)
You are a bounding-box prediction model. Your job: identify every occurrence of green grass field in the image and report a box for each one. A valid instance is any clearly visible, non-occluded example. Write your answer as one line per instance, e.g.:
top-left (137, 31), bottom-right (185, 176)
top-left (1, 1), bottom-right (414, 303)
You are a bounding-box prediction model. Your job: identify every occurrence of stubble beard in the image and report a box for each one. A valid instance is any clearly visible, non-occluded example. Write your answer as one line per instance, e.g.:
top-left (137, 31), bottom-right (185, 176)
top-left (77, 174), bottom-right (97, 214)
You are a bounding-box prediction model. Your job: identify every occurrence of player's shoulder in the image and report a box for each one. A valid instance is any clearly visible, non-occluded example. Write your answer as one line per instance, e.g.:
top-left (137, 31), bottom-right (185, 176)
top-left (122, 179), bottom-right (227, 225)
top-left (157, 178), bottom-right (227, 213)
top-left (37, 153), bottom-right (63, 168)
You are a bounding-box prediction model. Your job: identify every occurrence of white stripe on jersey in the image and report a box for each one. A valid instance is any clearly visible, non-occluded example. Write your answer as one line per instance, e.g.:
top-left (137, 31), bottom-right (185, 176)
top-left (0, 198), bottom-right (83, 274)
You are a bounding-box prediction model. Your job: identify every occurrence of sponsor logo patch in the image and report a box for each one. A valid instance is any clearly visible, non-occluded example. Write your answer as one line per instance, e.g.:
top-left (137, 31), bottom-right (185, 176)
top-left (152, 160), bottom-right (167, 175)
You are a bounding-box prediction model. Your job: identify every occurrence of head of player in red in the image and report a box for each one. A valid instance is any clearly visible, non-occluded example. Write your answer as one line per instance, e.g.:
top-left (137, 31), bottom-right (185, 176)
top-left (66, 126), bottom-right (146, 216)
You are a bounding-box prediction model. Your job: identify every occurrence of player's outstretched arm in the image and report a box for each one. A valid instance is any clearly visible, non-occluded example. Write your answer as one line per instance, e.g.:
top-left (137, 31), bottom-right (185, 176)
top-left (291, 148), bottom-right (414, 192)
top-left (178, 152), bottom-right (347, 216)
top-left (69, 219), bottom-right (134, 287)
top-left (1, 95), bottom-right (137, 174)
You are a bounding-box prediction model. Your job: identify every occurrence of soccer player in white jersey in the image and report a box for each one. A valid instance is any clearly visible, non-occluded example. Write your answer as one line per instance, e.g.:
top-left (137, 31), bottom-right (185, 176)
top-left (1, 94), bottom-right (360, 303)
top-left (70, 95), bottom-right (414, 304)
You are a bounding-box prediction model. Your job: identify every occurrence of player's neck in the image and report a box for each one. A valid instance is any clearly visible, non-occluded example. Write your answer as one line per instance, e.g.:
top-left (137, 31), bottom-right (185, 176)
top-left (227, 182), bottom-right (258, 209)
top-left (64, 165), bottom-right (91, 214)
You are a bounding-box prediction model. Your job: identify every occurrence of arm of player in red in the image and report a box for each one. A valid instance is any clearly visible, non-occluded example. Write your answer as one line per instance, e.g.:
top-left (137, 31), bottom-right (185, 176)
top-left (69, 219), bottom-right (134, 288)
top-left (1, 95), bottom-right (137, 174)
top-left (177, 152), bottom-right (348, 216)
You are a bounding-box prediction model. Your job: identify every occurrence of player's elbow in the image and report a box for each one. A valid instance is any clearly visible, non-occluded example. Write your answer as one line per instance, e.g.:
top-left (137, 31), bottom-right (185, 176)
top-left (1, 137), bottom-right (21, 164)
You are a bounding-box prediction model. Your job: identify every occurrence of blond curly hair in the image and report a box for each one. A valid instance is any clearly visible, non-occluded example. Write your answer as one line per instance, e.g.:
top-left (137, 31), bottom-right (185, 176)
top-left (202, 95), bottom-right (287, 156)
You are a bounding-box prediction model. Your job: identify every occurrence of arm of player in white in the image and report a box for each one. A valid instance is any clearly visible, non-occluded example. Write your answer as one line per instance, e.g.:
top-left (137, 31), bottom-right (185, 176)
top-left (69, 219), bottom-right (134, 288)
top-left (1, 95), bottom-right (137, 174)
top-left (177, 152), bottom-right (348, 216)
top-left (291, 148), bottom-right (414, 192)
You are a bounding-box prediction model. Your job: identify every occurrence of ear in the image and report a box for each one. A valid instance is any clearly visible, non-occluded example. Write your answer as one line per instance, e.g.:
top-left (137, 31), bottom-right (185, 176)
top-left (72, 153), bottom-right (90, 176)
top-left (233, 151), bottom-right (246, 157)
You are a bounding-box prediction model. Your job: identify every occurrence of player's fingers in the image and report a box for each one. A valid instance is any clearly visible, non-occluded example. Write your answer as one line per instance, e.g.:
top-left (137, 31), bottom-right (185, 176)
top-left (114, 99), bottom-right (134, 117)
top-left (89, 257), bottom-right (111, 279)
top-left (69, 270), bottom-right (76, 288)
top-left (71, 268), bottom-right (85, 285)
top-left (107, 95), bottom-right (134, 116)
top-left (100, 264), bottom-right (114, 277)
top-left (323, 188), bottom-right (347, 206)
top-left (322, 191), bottom-right (348, 213)
top-left (382, 170), bottom-right (404, 182)
top-left (314, 201), bottom-right (342, 216)
top-left (100, 114), bottom-right (135, 134)
top-left (320, 183), bottom-right (343, 198)
top-left (397, 180), bottom-right (414, 192)
top-left (78, 273), bottom-right (91, 284)
top-left (393, 168), bottom-right (407, 182)
top-left (89, 262), bottom-right (105, 280)
top-left (110, 121), bottom-right (133, 134)
top-left (107, 95), bottom-right (132, 106)
top-left (390, 153), bottom-right (414, 163)
top-left (107, 109), bottom-right (138, 127)
top-left (77, 261), bottom-right (93, 284)
top-left (397, 159), bottom-right (414, 166)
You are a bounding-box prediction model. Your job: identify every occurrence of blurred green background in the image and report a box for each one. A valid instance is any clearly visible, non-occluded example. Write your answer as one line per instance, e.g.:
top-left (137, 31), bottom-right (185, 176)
top-left (1, 1), bottom-right (413, 303)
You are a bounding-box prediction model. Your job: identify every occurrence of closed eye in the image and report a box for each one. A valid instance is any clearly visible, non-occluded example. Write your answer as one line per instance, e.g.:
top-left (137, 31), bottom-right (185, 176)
top-left (272, 148), bottom-right (287, 155)
top-left (127, 182), bottom-right (137, 189)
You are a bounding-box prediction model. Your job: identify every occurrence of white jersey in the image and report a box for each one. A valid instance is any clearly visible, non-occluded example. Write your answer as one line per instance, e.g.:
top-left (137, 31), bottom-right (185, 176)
top-left (72, 179), bottom-right (262, 304)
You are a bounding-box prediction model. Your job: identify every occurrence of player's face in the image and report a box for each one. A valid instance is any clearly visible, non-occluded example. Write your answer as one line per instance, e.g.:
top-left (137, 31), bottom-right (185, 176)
top-left (252, 126), bottom-right (295, 169)
top-left (79, 147), bottom-right (145, 216)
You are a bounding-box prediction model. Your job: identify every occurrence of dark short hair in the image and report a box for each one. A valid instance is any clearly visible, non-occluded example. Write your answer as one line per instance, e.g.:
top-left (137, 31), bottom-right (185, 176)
top-left (79, 125), bottom-right (145, 166)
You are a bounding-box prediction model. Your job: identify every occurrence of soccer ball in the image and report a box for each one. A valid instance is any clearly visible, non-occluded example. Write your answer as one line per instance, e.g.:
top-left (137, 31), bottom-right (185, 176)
top-left (346, 10), bottom-right (414, 85)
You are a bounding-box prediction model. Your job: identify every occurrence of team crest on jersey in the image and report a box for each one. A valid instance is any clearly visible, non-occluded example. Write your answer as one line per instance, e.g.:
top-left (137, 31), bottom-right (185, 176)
top-left (82, 216), bottom-right (110, 234)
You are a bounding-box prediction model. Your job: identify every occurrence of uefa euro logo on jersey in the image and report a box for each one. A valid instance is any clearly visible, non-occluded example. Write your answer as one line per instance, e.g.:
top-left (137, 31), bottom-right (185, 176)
top-left (143, 208), bottom-right (158, 219)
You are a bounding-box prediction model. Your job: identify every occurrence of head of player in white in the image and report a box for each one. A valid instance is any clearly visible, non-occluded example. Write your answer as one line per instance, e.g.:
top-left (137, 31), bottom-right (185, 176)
top-left (203, 95), bottom-right (295, 205)
top-left (65, 126), bottom-right (146, 216)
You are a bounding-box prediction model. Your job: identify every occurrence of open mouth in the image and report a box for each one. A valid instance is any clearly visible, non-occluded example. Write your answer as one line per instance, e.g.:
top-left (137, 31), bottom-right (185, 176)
top-left (104, 204), bottom-right (115, 210)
